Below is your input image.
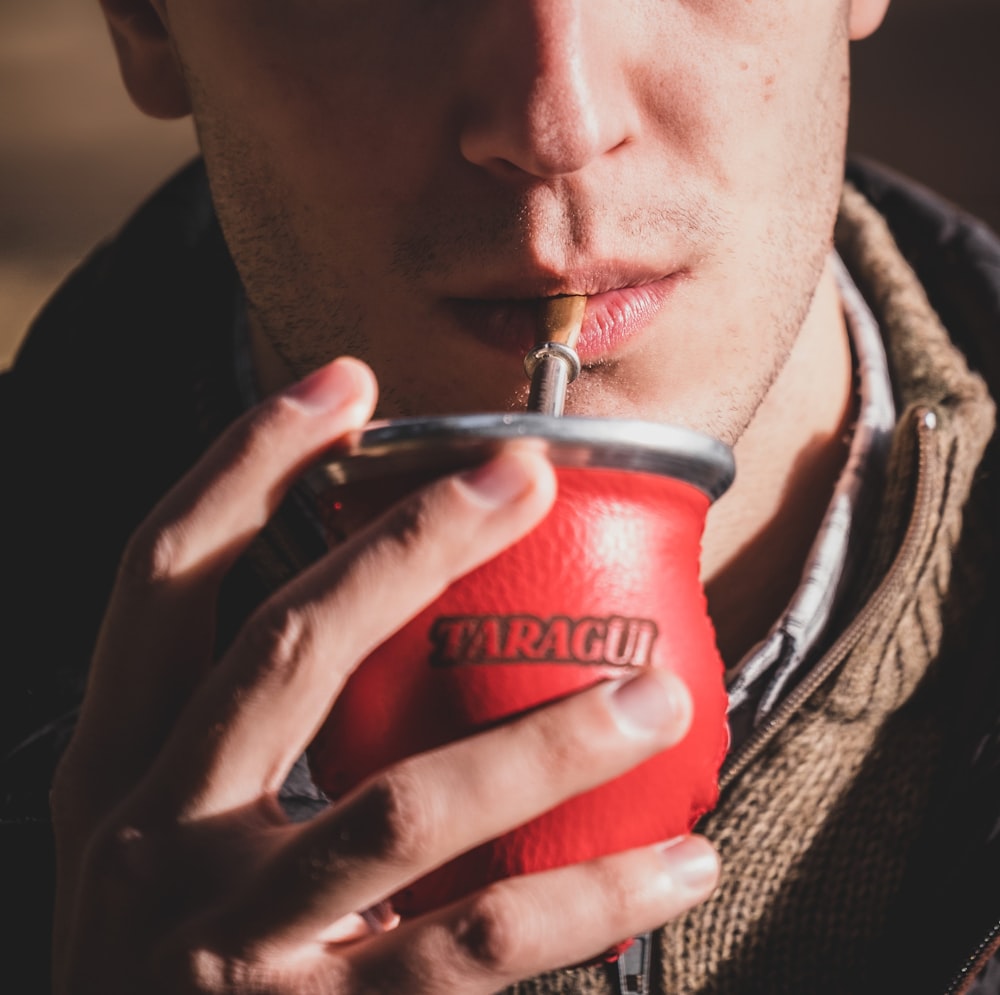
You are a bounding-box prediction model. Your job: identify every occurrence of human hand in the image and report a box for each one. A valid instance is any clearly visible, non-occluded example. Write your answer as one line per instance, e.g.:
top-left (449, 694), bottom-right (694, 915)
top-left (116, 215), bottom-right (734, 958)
top-left (50, 357), bottom-right (719, 994)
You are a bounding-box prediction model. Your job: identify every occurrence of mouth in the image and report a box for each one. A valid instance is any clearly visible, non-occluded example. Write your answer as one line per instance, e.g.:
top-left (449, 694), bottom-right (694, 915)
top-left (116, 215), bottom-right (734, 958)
top-left (446, 271), bottom-right (690, 365)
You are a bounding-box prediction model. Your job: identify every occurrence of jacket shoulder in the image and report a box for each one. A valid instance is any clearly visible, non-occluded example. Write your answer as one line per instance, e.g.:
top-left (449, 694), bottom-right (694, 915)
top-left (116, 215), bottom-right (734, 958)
top-left (1, 159), bottom-right (241, 787)
top-left (847, 158), bottom-right (1000, 393)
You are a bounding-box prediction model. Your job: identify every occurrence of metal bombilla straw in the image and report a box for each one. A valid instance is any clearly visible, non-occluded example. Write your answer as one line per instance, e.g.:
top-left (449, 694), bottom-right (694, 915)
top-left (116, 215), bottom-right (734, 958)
top-left (524, 295), bottom-right (587, 416)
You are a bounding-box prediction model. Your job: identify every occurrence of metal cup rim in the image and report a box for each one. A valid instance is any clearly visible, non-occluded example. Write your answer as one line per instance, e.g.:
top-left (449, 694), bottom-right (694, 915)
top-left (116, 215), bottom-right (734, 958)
top-left (322, 413), bottom-right (735, 502)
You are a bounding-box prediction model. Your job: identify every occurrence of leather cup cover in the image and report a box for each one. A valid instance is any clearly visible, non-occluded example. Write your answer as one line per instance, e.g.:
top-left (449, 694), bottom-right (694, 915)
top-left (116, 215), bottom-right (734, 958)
top-left (308, 466), bottom-right (728, 916)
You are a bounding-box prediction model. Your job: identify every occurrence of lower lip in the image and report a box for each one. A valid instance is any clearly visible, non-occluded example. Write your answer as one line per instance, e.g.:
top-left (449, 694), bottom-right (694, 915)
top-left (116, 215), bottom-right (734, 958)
top-left (448, 275), bottom-right (686, 364)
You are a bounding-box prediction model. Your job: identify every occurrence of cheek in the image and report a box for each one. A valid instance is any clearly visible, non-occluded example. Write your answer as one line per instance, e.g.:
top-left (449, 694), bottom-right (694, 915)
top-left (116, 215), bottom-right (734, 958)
top-left (634, 5), bottom-right (847, 197)
top-left (173, 2), bottom-right (452, 195)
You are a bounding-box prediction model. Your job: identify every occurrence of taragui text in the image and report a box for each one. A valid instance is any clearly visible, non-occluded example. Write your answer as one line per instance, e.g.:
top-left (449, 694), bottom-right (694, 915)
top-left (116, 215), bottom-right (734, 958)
top-left (429, 615), bottom-right (659, 668)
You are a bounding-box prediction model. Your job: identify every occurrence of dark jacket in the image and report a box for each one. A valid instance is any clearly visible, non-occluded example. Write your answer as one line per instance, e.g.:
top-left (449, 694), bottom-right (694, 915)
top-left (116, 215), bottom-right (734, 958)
top-left (1, 160), bottom-right (998, 993)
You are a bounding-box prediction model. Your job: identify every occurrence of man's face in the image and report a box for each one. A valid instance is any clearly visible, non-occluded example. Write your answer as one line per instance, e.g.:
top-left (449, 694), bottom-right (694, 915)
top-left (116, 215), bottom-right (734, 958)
top-left (155, 1), bottom-right (864, 443)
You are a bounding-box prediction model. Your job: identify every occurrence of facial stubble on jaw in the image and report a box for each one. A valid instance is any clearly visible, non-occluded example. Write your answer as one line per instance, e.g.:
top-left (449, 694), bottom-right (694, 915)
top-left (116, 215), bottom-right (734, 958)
top-left (182, 49), bottom-right (846, 448)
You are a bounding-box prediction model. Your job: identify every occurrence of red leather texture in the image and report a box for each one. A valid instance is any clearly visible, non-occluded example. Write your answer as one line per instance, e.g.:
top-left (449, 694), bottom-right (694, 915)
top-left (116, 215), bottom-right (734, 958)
top-left (309, 466), bottom-right (728, 917)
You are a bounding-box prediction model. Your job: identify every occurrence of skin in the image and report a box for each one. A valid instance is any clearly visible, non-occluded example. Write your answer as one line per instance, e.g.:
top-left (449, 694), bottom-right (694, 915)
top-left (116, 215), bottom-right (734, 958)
top-left (52, 1), bottom-right (890, 991)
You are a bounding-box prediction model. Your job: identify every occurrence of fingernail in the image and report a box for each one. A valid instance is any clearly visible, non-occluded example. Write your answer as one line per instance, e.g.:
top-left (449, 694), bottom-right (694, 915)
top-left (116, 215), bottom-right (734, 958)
top-left (659, 836), bottom-right (720, 892)
top-left (610, 669), bottom-right (690, 740)
top-left (285, 360), bottom-right (362, 413)
top-left (457, 454), bottom-right (535, 508)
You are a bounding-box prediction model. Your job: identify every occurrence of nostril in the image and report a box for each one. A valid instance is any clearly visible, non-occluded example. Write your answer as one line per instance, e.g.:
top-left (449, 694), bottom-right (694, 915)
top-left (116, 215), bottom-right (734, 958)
top-left (460, 99), bottom-right (614, 182)
top-left (455, 12), bottom-right (632, 182)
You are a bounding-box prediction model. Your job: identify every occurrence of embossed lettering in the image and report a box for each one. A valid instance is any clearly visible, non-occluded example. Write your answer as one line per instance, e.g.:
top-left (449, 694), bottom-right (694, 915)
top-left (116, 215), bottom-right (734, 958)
top-left (430, 615), bottom-right (658, 668)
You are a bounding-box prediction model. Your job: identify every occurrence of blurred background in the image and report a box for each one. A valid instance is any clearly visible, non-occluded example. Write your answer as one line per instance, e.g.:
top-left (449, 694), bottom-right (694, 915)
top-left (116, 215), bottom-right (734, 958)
top-left (2, 0), bottom-right (999, 369)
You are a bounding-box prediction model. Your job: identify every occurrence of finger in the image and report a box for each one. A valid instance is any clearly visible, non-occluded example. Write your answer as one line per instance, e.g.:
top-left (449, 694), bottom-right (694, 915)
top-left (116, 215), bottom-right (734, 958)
top-left (135, 446), bottom-right (557, 821)
top-left (70, 359), bottom-right (378, 792)
top-left (348, 836), bottom-right (719, 995)
top-left (223, 667), bottom-right (692, 946)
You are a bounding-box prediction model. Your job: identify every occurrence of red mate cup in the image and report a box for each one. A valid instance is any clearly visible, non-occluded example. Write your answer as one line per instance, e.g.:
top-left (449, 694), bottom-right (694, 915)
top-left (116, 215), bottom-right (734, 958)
top-left (308, 413), bottom-right (734, 917)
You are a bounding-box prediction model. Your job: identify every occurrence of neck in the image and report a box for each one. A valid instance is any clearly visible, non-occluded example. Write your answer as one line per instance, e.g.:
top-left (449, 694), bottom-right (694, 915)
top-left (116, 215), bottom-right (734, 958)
top-left (701, 256), bottom-right (854, 668)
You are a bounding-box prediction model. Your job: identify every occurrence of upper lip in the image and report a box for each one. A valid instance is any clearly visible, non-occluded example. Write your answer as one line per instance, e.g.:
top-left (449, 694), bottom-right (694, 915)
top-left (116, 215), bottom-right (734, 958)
top-left (446, 264), bottom-right (680, 302)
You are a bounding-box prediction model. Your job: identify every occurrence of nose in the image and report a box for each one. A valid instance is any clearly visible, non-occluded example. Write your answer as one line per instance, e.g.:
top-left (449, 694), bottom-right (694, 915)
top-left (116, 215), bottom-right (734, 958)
top-left (458, 0), bottom-right (634, 181)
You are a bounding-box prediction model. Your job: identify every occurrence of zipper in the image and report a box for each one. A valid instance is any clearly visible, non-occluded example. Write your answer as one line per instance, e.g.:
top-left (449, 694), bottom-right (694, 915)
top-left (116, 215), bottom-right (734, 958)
top-left (943, 925), bottom-right (1000, 995)
top-left (718, 406), bottom-right (940, 794)
top-left (616, 931), bottom-right (653, 995)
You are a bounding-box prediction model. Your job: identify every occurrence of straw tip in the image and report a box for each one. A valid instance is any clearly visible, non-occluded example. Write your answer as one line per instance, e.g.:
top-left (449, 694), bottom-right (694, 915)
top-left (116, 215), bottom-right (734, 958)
top-left (538, 294), bottom-right (587, 348)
